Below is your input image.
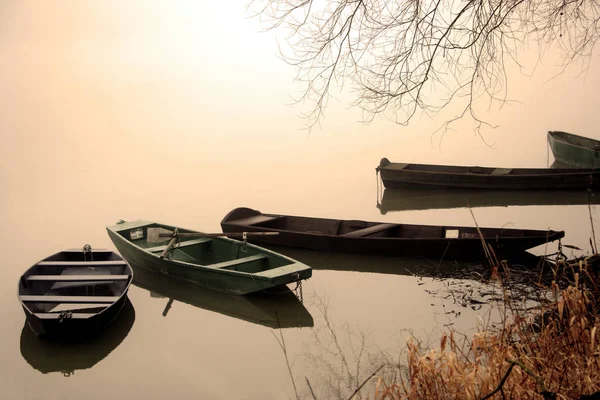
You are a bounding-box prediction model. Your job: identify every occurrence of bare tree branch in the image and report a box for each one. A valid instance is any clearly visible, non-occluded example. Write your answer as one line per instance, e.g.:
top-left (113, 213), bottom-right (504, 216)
top-left (251, 0), bottom-right (600, 129)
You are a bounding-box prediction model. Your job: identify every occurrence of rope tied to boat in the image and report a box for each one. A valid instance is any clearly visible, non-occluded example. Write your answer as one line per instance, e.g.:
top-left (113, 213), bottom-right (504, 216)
top-left (553, 239), bottom-right (567, 261)
top-left (293, 280), bottom-right (304, 302)
top-left (58, 310), bottom-right (73, 323)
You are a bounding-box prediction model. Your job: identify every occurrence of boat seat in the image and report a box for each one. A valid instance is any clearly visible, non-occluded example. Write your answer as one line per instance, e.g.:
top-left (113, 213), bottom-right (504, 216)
top-left (491, 168), bottom-right (512, 175)
top-left (26, 275), bottom-right (130, 282)
top-left (146, 237), bottom-right (212, 253)
top-left (341, 223), bottom-right (398, 237)
top-left (208, 254), bottom-right (268, 269)
top-left (385, 163), bottom-right (408, 170)
top-left (230, 215), bottom-right (283, 226)
top-left (33, 313), bottom-right (96, 320)
top-left (19, 295), bottom-right (121, 303)
top-left (37, 260), bottom-right (128, 267)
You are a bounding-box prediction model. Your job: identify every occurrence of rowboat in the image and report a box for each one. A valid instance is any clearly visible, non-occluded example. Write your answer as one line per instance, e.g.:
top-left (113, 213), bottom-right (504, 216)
top-left (17, 245), bottom-right (133, 338)
top-left (377, 187), bottom-right (600, 214)
top-left (376, 158), bottom-right (600, 190)
top-left (132, 265), bottom-right (313, 328)
top-left (548, 131), bottom-right (600, 168)
top-left (220, 207), bottom-right (565, 261)
top-left (20, 299), bottom-right (135, 374)
top-left (106, 220), bottom-right (312, 295)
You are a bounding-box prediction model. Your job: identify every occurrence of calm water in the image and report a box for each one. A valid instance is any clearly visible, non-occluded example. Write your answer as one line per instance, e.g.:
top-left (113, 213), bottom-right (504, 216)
top-left (2, 2), bottom-right (600, 399)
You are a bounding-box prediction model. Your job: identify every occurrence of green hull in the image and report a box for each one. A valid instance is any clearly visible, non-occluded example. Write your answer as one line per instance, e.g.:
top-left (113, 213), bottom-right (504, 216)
top-left (548, 131), bottom-right (600, 168)
top-left (106, 220), bottom-right (311, 295)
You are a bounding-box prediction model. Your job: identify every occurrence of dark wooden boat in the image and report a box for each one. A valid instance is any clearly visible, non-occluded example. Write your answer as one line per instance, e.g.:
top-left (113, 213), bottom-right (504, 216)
top-left (220, 207), bottom-right (565, 261)
top-left (377, 187), bottom-right (600, 214)
top-left (106, 220), bottom-right (312, 295)
top-left (132, 265), bottom-right (313, 328)
top-left (376, 158), bottom-right (600, 190)
top-left (17, 246), bottom-right (133, 338)
top-left (548, 131), bottom-right (600, 168)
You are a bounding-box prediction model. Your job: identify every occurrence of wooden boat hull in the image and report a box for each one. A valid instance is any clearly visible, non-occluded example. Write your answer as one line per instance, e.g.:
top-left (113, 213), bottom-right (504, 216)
top-left (376, 158), bottom-right (600, 190)
top-left (106, 220), bottom-right (312, 295)
top-left (548, 131), bottom-right (600, 168)
top-left (17, 248), bottom-right (133, 338)
top-left (221, 208), bottom-right (565, 261)
top-left (21, 295), bottom-right (129, 338)
top-left (20, 298), bottom-right (135, 375)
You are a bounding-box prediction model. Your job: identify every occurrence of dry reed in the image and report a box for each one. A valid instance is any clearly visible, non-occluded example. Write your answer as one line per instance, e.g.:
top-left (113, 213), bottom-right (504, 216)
top-left (374, 256), bottom-right (600, 400)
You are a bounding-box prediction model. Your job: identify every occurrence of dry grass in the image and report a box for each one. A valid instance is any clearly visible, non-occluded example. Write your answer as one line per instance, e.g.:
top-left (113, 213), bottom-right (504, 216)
top-left (374, 256), bottom-right (600, 400)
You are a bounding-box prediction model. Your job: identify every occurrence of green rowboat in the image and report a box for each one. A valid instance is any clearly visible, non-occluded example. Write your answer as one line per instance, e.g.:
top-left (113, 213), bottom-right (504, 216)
top-left (548, 131), bottom-right (600, 168)
top-left (106, 220), bottom-right (312, 295)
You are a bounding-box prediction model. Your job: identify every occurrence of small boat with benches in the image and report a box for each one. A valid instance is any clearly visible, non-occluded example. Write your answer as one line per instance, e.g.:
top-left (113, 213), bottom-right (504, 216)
top-left (17, 245), bottom-right (133, 338)
top-left (220, 207), bottom-right (565, 261)
top-left (106, 220), bottom-right (312, 295)
top-left (376, 158), bottom-right (600, 190)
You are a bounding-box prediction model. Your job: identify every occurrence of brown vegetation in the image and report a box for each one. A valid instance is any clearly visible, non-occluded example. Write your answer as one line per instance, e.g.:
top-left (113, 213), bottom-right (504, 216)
top-left (374, 256), bottom-right (600, 400)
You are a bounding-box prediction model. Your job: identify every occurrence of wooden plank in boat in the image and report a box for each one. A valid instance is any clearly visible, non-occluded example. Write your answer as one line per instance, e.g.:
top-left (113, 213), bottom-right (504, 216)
top-left (33, 313), bottom-right (97, 320)
top-left (230, 215), bottom-right (282, 226)
top-left (63, 249), bottom-right (114, 253)
top-left (491, 168), bottom-right (512, 175)
top-left (37, 261), bottom-right (128, 267)
top-left (20, 295), bottom-right (121, 303)
top-left (146, 237), bottom-right (212, 253)
top-left (26, 275), bottom-right (130, 282)
top-left (341, 223), bottom-right (398, 237)
top-left (208, 254), bottom-right (267, 269)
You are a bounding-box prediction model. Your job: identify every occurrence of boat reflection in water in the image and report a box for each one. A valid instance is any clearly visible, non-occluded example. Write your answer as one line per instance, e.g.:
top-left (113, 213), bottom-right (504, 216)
top-left (20, 298), bottom-right (135, 376)
top-left (131, 264), bottom-right (313, 329)
top-left (377, 187), bottom-right (599, 214)
top-left (264, 245), bottom-right (547, 278)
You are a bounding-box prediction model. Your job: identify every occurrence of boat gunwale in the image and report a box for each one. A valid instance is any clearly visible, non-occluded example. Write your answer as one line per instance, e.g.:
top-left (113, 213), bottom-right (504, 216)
top-left (549, 131), bottom-right (600, 150)
top-left (377, 162), bottom-right (599, 177)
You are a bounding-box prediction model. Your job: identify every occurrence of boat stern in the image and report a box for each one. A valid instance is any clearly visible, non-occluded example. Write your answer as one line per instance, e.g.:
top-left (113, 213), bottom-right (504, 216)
top-left (253, 262), bottom-right (312, 287)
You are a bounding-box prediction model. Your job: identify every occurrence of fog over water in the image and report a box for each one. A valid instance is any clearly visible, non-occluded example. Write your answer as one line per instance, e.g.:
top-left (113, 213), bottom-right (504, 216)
top-left (1, 2), bottom-right (599, 399)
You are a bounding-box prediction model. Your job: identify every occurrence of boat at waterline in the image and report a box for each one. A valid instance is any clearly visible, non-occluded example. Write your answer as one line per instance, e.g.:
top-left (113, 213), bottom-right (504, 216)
top-left (106, 220), bottom-right (312, 295)
top-left (376, 158), bottom-right (600, 190)
top-left (220, 207), bottom-right (565, 261)
top-left (132, 265), bottom-right (313, 328)
top-left (547, 131), bottom-right (600, 168)
top-left (20, 298), bottom-right (135, 375)
top-left (17, 246), bottom-right (133, 338)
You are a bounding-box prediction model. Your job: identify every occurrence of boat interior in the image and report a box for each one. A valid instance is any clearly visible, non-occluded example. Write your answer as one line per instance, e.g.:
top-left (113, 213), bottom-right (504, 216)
top-left (117, 223), bottom-right (291, 274)
top-left (18, 250), bottom-right (131, 319)
top-left (237, 215), bottom-right (549, 239)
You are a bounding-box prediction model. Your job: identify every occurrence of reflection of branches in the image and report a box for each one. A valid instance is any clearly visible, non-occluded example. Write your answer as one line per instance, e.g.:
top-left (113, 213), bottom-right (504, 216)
top-left (304, 294), bottom-right (390, 399)
top-left (273, 313), bottom-right (300, 400)
top-left (252, 0), bottom-right (600, 128)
